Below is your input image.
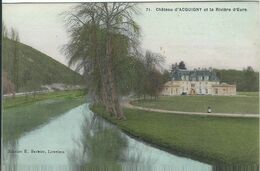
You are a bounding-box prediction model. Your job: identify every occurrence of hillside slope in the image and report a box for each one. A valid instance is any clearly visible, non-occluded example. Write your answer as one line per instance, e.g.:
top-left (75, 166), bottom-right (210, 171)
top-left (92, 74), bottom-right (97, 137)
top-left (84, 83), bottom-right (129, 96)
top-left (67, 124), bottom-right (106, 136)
top-left (3, 38), bottom-right (84, 93)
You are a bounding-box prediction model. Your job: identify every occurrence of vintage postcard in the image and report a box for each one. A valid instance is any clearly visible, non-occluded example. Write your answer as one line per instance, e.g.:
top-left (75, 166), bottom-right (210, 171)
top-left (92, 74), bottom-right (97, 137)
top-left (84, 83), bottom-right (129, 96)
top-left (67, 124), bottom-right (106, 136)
top-left (2, 1), bottom-right (259, 171)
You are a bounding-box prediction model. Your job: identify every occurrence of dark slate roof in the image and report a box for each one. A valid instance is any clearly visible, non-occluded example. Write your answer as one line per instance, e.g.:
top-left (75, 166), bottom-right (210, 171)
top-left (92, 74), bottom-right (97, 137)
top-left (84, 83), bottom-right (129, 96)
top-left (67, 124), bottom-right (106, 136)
top-left (172, 69), bottom-right (219, 81)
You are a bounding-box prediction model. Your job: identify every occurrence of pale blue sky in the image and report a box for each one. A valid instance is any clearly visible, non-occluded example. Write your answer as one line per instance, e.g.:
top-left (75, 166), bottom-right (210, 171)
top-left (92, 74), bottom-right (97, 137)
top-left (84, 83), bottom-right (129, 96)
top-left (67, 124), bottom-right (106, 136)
top-left (3, 2), bottom-right (260, 71)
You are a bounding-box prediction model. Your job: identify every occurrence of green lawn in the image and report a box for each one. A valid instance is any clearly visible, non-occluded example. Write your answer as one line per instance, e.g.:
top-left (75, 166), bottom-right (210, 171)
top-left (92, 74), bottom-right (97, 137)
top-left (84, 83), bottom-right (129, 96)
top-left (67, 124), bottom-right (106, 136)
top-left (237, 92), bottom-right (259, 97)
top-left (92, 105), bottom-right (259, 164)
top-left (3, 90), bottom-right (85, 109)
top-left (132, 93), bottom-right (259, 114)
top-left (3, 90), bottom-right (86, 141)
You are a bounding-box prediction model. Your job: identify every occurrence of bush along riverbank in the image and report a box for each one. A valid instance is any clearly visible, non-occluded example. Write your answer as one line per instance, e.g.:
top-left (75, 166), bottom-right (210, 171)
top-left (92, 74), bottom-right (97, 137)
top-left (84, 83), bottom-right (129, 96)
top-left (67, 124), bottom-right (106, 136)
top-left (3, 90), bottom-right (86, 141)
top-left (91, 104), bottom-right (259, 166)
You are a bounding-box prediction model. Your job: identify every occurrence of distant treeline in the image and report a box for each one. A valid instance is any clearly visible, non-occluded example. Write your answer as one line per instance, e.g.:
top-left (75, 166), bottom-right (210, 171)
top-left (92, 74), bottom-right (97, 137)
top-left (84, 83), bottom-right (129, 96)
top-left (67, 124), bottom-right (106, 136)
top-left (215, 68), bottom-right (259, 92)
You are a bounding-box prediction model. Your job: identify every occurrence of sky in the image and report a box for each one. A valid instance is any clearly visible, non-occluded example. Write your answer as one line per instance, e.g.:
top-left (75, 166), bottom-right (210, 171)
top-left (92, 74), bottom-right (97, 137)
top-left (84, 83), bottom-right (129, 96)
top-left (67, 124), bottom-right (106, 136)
top-left (3, 2), bottom-right (260, 71)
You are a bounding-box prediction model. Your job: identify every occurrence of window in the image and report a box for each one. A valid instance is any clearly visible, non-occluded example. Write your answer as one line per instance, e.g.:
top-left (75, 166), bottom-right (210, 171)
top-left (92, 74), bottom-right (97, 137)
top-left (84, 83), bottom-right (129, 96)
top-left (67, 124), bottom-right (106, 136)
top-left (186, 75), bottom-right (189, 80)
top-left (206, 88), bottom-right (208, 94)
top-left (181, 75), bottom-right (185, 80)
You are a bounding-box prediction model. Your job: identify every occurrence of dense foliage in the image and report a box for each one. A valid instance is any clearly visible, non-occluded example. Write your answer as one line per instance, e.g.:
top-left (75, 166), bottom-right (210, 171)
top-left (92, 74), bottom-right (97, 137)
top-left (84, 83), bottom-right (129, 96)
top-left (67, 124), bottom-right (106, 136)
top-left (215, 68), bottom-right (259, 92)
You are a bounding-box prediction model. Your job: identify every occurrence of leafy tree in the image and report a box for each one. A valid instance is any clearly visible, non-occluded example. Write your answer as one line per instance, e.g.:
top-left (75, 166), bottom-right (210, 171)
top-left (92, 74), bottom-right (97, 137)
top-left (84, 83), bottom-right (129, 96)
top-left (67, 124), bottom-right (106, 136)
top-left (2, 21), bottom-right (8, 38)
top-left (146, 69), bottom-right (164, 100)
top-left (170, 61), bottom-right (186, 73)
top-left (141, 50), bottom-right (165, 100)
top-left (3, 71), bottom-right (15, 95)
top-left (10, 28), bottom-right (20, 92)
top-left (171, 62), bottom-right (178, 74)
top-left (178, 61), bottom-right (186, 70)
top-left (243, 66), bottom-right (258, 92)
top-left (62, 3), bottom-right (141, 119)
top-left (162, 70), bottom-right (171, 83)
top-left (215, 67), bottom-right (259, 92)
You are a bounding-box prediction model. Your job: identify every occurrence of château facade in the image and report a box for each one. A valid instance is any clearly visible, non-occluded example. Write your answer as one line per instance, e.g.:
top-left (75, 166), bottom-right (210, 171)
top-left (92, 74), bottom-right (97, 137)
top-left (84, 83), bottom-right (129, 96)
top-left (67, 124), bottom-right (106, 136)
top-left (161, 68), bottom-right (236, 96)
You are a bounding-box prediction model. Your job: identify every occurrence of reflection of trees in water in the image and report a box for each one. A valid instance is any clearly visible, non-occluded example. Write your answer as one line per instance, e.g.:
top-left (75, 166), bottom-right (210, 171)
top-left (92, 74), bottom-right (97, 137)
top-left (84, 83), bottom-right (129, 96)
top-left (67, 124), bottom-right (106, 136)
top-left (3, 139), bottom-right (18, 171)
top-left (68, 112), bottom-right (153, 171)
top-left (68, 113), bottom-right (127, 171)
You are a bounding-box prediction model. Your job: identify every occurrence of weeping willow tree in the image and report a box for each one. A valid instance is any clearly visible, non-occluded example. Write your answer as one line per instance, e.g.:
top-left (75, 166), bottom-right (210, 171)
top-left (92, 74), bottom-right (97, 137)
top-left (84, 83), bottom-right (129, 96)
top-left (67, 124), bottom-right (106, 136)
top-left (62, 3), bottom-right (141, 119)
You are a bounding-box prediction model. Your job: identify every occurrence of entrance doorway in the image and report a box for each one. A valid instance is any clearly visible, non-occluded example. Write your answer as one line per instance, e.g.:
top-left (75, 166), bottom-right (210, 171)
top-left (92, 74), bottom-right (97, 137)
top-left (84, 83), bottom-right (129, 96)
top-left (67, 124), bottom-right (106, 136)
top-left (191, 88), bottom-right (196, 95)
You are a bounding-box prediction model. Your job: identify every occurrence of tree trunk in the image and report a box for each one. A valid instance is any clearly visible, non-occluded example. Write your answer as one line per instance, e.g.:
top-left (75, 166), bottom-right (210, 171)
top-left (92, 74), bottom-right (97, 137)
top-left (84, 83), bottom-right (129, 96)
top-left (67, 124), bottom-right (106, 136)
top-left (90, 22), bottom-right (114, 115)
top-left (102, 75), bottom-right (115, 115)
top-left (105, 32), bottom-right (125, 119)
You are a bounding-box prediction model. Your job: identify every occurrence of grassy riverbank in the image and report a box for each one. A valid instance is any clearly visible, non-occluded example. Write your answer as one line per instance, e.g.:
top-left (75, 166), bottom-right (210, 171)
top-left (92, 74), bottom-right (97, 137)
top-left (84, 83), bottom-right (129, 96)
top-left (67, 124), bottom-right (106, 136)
top-left (3, 90), bottom-right (85, 109)
top-left (92, 105), bottom-right (259, 164)
top-left (3, 90), bottom-right (86, 141)
top-left (132, 92), bottom-right (259, 114)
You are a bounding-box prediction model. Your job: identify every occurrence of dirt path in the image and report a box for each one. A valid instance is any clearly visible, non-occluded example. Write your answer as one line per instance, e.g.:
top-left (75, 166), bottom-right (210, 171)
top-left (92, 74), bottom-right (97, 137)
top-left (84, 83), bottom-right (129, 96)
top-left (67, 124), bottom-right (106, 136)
top-left (123, 101), bottom-right (259, 118)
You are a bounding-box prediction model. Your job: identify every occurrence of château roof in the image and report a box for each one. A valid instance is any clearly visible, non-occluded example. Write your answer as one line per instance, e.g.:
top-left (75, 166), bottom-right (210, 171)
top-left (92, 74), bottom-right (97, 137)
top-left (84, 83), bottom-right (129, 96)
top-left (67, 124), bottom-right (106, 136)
top-left (172, 68), bottom-right (219, 81)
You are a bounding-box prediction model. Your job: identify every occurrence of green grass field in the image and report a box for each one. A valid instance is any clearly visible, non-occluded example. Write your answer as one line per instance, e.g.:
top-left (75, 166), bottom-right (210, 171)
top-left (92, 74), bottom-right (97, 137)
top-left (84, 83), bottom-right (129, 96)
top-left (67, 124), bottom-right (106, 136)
top-left (92, 105), bottom-right (259, 164)
top-left (3, 90), bottom-right (86, 141)
top-left (237, 92), bottom-right (259, 97)
top-left (132, 93), bottom-right (259, 114)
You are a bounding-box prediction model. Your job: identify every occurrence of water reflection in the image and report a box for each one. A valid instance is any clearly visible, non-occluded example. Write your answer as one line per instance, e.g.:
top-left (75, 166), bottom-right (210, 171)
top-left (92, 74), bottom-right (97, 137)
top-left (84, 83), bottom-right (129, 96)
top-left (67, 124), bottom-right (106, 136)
top-left (68, 112), bottom-right (139, 171)
top-left (3, 140), bottom-right (18, 171)
top-left (2, 104), bottom-right (213, 171)
top-left (68, 106), bottom-right (212, 171)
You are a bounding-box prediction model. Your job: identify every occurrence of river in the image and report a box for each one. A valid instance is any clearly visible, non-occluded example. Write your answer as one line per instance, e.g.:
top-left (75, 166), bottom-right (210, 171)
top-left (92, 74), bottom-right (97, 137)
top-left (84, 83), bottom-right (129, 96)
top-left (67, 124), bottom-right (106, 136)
top-left (3, 104), bottom-right (212, 171)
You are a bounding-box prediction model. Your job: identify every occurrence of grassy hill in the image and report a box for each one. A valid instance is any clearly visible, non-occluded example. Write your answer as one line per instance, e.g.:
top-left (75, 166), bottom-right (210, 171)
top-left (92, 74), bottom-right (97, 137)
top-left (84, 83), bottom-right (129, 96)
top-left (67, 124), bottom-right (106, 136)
top-left (3, 38), bottom-right (84, 93)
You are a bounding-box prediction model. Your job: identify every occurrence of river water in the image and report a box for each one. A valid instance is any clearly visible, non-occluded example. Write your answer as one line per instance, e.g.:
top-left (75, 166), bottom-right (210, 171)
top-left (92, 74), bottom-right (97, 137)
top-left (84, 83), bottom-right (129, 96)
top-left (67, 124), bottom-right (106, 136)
top-left (3, 104), bottom-right (212, 171)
